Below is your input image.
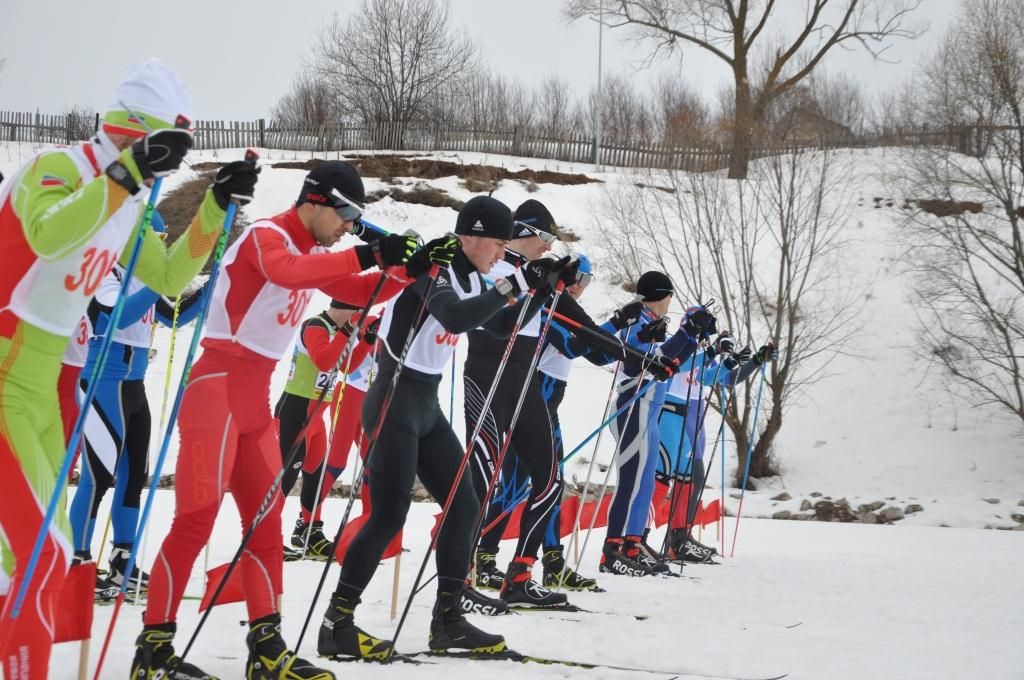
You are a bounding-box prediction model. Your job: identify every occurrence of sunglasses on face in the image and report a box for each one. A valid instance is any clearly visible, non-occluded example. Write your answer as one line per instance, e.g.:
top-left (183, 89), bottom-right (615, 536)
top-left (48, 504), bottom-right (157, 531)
top-left (515, 221), bottom-right (558, 244)
top-left (330, 189), bottom-right (362, 223)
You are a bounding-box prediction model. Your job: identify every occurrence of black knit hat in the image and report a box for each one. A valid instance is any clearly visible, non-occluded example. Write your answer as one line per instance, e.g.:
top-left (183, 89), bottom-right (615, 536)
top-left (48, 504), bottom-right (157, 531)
top-left (455, 195), bottom-right (514, 239)
top-left (329, 299), bottom-right (361, 310)
top-left (512, 199), bottom-right (556, 238)
top-left (298, 161), bottom-right (365, 208)
top-left (636, 271), bottom-right (674, 302)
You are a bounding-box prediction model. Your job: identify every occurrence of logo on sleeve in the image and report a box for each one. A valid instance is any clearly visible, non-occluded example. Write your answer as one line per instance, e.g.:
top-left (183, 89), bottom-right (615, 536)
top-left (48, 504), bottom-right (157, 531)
top-left (40, 174), bottom-right (67, 187)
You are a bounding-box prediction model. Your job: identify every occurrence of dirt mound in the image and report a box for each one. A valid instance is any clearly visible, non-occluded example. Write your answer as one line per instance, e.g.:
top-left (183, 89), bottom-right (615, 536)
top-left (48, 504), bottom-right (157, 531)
top-left (269, 155), bottom-right (598, 187)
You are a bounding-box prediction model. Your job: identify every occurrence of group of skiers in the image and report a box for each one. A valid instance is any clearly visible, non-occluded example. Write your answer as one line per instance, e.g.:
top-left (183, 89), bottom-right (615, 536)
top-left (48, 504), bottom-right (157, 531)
top-left (0, 59), bottom-right (776, 679)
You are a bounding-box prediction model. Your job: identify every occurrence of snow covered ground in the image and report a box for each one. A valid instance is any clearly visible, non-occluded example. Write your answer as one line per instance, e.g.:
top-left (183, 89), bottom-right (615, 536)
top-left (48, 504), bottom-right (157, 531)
top-left (1, 140), bottom-right (1022, 678)
top-left (54, 492), bottom-right (1024, 680)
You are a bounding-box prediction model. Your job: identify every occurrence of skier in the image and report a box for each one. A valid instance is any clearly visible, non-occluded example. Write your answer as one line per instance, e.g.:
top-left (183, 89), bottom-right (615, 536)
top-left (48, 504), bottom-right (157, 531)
top-left (463, 199), bottom-right (578, 608)
top-left (471, 248), bottom-right (638, 593)
top-left (316, 195), bottom-right (577, 660)
top-left (600, 272), bottom-right (716, 576)
top-left (534, 255), bottom-right (644, 590)
top-left (133, 161), bottom-right (414, 680)
top-left (276, 299), bottom-right (379, 560)
top-left (0, 59), bottom-right (244, 679)
top-left (656, 334), bottom-right (777, 563)
top-left (68, 210), bottom-right (207, 598)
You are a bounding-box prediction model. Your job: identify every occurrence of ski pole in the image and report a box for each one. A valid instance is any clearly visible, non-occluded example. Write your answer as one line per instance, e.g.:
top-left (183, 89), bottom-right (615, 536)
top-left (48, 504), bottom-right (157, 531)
top-left (465, 283), bottom-right (567, 560)
top-left (294, 265), bottom-right (443, 650)
top-left (560, 377), bottom-right (657, 466)
top-left (135, 296), bottom-right (184, 603)
top-left (301, 345), bottom-right (358, 556)
top-left (476, 362), bottom-right (620, 545)
top-left (720, 385), bottom-right (726, 548)
top-left (730, 362), bottom-right (768, 558)
top-left (660, 353), bottom-right (721, 560)
top-left (678, 382), bottom-right (738, 564)
top-left (571, 345), bottom-right (659, 577)
top-left (176, 271), bottom-right (391, 665)
top-left (385, 283), bottom-right (546, 660)
top-left (8, 117), bottom-right (191, 620)
top-left (558, 363), bottom-right (618, 586)
top-left (89, 149), bottom-right (255, 679)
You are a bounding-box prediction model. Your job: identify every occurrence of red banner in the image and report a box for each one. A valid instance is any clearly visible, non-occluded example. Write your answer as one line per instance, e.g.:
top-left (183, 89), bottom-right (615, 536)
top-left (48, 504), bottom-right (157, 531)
top-left (54, 562), bottom-right (96, 643)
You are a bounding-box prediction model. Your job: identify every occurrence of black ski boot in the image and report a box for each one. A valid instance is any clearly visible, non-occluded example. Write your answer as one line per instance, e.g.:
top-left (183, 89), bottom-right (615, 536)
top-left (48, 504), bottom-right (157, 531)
top-left (246, 613), bottom-right (335, 679)
top-left (317, 594), bottom-right (393, 661)
top-left (500, 557), bottom-right (568, 607)
top-left (108, 543), bottom-right (149, 591)
top-left (689, 534), bottom-right (719, 556)
top-left (461, 584), bottom-right (510, 616)
top-left (633, 533), bottom-right (671, 574)
top-left (131, 622), bottom-right (219, 679)
top-left (429, 589), bottom-right (506, 653)
top-left (72, 550), bottom-right (91, 565)
top-left (94, 574), bottom-right (119, 603)
top-left (473, 549), bottom-right (506, 591)
top-left (282, 545), bottom-right (303, 562)
top-left (599, 538), bottom-right (649, 577)
top-left (291, 519), bottom-right (333, 560)
top-left (541, 547), bottom-right (602, 592)
top-left (667, 529), bottom-right (715, 564)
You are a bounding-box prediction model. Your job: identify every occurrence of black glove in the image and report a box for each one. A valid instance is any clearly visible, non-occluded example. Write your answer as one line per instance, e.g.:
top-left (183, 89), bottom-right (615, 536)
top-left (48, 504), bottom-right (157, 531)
top-left (210, 159), bottom-right (260, 210)
top-left (637, 317), bottom-right (668, 344)
top-left (362, 317), bottom-right (381, 345)
top-left (372, 233), bottom-right (419, 268)
top-left (517, 257), bottom-right (559, 293)
top-left (680, 306), bottom-right (717, 339)
top-left (610, 300), bottom-right (644, 330)
top-left (351, 219), bottom-right (386, 244)
top-left (707, 331), bottom-right (734, 359)
top-left (556, 257), bottom-right (580, 286)
top-left (753, 342), bottom-right (778, 365)
top-left (724, 345), bottom-right (753, 370)
top-left (647, 354), bottom-right (678, 381)
top-left (129, 128), bottom-right (193, 180)
top-left (405, 235), bottom-right (458, 278)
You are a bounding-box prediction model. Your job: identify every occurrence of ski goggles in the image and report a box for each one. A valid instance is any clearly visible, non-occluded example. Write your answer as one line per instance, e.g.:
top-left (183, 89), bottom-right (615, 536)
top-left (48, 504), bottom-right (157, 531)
top-left (575, 271), bottom-right (594, 288)
top-left (514, 220), bottom-right (558, 244)
top-left (330, 188), bottom-right (363, 223)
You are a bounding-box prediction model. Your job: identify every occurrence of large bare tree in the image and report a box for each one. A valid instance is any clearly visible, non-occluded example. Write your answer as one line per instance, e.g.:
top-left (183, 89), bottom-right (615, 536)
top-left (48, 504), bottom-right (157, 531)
top-left (564, 0), bottom-right (922, 178)
top-left (899, 0), bottom-right (1024, 428)
top-left (596, 148), bottom-right (862, 484)
top-left (313, 0), bottom-right (477, 148)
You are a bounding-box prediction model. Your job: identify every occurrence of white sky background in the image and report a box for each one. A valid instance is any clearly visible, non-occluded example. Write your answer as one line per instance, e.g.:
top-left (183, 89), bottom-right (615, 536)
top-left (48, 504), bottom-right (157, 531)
top-left (0, 0), bottom-right (957, 121)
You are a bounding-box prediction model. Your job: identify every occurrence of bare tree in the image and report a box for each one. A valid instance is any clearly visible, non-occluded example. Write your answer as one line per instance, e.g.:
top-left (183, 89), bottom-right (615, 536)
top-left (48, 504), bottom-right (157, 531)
top-left (61, 104), bottom-right (97, 141)
top-left (534, 75), bottom-right (577, 139)
top-left (652, 75), bottom-right (714, 146)
top-left (899, 0), bottom-right (1024, 427)
top-left (595, 148), bottom-right (862, 484)
top-left (271, 70), bottom-right (342, 128)
top-left (312, 0), bottom-right (477, 147)
top-left (564, 0), bottom-right (922, 178)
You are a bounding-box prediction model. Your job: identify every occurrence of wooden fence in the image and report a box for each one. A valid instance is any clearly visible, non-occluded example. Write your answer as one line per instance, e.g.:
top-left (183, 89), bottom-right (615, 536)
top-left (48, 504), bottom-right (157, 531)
top-left (0, 109), bottom-right (1005, 171)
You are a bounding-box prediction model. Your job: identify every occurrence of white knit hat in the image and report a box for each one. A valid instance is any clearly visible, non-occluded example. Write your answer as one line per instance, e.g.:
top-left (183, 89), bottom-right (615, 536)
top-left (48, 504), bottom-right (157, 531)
top-left (102, 58), bottom-right (192, 137)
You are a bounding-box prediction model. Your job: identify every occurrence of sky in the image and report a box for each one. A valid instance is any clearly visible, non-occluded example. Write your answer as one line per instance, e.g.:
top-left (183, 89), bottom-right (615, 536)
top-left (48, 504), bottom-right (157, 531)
top-left (0, 0), bottom-right (957, 121)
